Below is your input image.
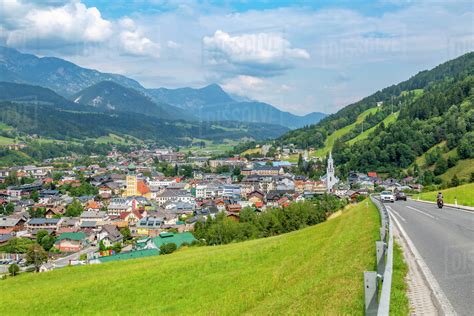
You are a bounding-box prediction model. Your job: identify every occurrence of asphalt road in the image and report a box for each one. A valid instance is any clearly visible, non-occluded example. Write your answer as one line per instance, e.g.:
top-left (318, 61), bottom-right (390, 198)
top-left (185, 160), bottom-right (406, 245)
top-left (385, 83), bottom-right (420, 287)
top-left (386, 199), bottom-right (474, 315)
top-left (53, 246), bottom-right (98, 268)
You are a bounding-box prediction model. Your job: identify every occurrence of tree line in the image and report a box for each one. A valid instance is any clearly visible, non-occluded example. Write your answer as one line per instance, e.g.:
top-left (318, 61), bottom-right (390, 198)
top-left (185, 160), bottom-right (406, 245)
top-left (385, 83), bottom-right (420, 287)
top-left (194, 195), bottom-right (347, 246)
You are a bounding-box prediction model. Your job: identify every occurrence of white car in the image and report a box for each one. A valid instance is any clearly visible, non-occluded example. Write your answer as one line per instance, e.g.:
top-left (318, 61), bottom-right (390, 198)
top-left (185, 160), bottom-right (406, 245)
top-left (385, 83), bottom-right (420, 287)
top-left (380, 191), bottom-right (395, 203)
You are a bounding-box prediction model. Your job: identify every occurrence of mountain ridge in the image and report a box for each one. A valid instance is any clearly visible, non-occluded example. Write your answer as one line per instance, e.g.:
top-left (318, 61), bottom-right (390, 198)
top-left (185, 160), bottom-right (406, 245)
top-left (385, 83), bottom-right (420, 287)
top-left (0, 46), bottom-right (326, 129)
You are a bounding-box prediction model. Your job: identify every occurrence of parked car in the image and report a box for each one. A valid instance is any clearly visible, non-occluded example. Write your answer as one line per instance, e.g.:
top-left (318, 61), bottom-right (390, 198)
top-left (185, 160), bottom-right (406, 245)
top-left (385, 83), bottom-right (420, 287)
top-left (396, 192), bottom-right (407, 201)
top-left (380, 191), bottom-right (395, 203)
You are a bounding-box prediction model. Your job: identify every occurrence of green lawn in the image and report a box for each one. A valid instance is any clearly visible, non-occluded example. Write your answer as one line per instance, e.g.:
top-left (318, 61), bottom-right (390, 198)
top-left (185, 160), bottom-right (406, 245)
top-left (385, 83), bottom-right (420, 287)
top-left (0, 200), bottom-right (382, 315)
top-left (347, 111), bottom-right (399, 145)
top-left (313, 107), bottom-right (379, 157)
top-left (413, 183), bottom-right (474, 206)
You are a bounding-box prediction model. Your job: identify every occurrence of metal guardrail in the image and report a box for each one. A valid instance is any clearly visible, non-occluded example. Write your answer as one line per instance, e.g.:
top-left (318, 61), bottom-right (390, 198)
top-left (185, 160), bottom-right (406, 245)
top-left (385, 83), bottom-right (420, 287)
top-left (364, 195), bottom-right (394, 315)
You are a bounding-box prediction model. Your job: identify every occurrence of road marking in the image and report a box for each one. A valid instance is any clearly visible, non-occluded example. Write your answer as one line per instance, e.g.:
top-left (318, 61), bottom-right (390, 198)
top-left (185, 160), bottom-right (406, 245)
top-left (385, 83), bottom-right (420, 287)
top-left (386, 205), bottom-right (407, 222)
top-left (410, 199), bottom-right (474, 215)
top-left (389, 211), bottom-right (457, 315)
top-left (407, 206), bottom-right (438, 220)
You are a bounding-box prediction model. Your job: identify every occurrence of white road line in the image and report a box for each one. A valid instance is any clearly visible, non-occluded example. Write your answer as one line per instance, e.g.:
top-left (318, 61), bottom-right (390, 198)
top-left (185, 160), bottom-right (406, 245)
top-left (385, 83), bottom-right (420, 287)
top-left (386, 205), bottom-right (407, 222)
top-left (389, 210), bottom-right (457, 315)
top-left (410, 199), bottom-right (474, 215)
top-left (407, 206), bottom-right (438, 220)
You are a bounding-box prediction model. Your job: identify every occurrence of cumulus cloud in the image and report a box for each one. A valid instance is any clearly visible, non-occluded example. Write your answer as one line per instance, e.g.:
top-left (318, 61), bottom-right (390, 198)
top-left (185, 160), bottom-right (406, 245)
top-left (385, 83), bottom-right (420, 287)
top-left (221, 75), bottom-right (266, 95)
top-left (203, 30), bottom-right (310, 76)
top-left (1, 1), bottom-right (161, 58)
top-left (6, 2), bottom-right (112, 46)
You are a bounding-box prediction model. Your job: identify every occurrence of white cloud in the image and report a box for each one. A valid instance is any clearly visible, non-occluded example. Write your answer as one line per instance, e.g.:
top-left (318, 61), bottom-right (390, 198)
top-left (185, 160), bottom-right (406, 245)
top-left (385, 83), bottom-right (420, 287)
top-left (6, 2), bottom-right (112, 46)
top-left (119, 29), bottom-right (160, 57)
top-left (202, 30), bottom-right (310, 76)
top-left (167, 40), bottom-right (181, 49)
top-left (221, 75), bottom-right (266, 95)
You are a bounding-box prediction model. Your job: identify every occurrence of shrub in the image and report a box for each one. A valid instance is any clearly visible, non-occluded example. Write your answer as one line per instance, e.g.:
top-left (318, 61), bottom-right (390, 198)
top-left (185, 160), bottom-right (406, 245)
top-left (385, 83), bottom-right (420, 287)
top-left (160, 243), bottom-right (177, 255)
top-left (8, 263), bottom-right (20, 277)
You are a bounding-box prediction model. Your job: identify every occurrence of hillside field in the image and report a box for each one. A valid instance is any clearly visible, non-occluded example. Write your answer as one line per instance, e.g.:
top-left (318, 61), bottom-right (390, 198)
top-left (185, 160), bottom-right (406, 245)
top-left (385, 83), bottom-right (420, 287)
top-left (312, 107), bottom-right (379, 158)
top-left (0, 200), bottom-right (405, 315)
top-left (413, 183), bottom-right (474, 206)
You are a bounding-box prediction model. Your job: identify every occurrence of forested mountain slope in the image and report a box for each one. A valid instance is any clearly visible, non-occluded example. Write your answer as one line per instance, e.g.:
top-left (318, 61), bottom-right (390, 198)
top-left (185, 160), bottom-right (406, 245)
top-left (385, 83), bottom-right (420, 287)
top-left (0, 83), bottom-right (289, 146)
top-left (277, 52), bottom-right (474, 180)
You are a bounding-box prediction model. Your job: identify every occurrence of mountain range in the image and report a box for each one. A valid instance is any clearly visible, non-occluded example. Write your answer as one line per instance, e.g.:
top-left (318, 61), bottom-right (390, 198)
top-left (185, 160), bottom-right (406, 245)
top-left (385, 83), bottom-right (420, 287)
top-left (0, 82), bottom-right (289, 145)
top-left (0, 46), bottom-right (326, 129)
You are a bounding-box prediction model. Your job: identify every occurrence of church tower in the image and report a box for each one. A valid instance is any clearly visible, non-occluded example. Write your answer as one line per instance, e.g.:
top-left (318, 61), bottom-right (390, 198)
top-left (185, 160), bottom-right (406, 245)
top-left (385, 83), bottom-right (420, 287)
top-left (125, 164), bottom-right (138, 197)
top-left (326, 152), bottom-right (336, 192)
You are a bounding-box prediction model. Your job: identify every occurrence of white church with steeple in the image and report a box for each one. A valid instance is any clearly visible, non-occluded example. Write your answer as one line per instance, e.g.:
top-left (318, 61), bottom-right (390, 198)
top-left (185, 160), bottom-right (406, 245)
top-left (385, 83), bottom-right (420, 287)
top-left (322, 151), bottom-right (339, 193)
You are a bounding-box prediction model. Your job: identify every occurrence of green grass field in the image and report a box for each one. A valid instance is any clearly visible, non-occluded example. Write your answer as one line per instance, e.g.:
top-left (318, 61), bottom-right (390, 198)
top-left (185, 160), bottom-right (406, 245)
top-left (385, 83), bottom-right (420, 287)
top-left (413, 183), bottom-right (474, 206)
top-left (312, 107), bottom-right (379, 157)
top-left (181, 138), bottom-right (239, 154)
top-left (0, 200), bottom-right (393, 315)
top-left (347, 111), bottom-right (399, 145)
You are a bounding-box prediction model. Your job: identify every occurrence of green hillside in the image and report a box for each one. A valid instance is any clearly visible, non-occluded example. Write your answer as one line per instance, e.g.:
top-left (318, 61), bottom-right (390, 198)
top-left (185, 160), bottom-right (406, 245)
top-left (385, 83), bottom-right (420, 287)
top-left (277, 52), bottom-right (474, 179)
top-left (347, 111), bottom-right (399, 145)
top-left (413, 183), bottom-right (474, 206)
top-left (313, 107), bottom-right (378, 157)
top-left (439, 159), bottom-right (474, 182)
top-left (0, 201), bottom-right (391, 315)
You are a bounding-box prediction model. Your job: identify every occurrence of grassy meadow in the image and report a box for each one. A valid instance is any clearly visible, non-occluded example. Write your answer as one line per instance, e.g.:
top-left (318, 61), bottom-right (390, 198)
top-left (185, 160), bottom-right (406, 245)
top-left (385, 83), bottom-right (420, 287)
top-left (0, 200), bottom-right (388, 315)
top-left (413, 183), bottom-right (474, 206)
top-left (313, 107), bottom-right (379, 157)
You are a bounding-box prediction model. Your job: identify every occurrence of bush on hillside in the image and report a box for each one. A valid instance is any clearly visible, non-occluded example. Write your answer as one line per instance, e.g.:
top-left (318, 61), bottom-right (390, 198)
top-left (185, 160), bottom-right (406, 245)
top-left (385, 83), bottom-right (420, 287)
top-left (160, 243), bottom-right (177, 255)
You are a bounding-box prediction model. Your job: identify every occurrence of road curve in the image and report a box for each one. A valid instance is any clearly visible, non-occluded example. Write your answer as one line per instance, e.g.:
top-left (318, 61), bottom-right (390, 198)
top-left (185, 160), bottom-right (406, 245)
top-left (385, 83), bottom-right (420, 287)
top-left (386, 199), bottom-right (473, 315)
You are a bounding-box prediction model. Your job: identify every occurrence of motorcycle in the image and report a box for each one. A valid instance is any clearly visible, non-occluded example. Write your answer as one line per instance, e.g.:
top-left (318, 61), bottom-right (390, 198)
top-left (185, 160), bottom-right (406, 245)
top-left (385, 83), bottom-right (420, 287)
top-left (437, 198), bottom-right (444, 209)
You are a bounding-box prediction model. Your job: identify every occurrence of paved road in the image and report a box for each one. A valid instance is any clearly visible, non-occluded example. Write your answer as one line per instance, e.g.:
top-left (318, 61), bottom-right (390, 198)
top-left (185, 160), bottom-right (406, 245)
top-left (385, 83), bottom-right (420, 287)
top-left (52, 246), bottom-right (98, 268)
top-left (386, 199), bottom-right (473, 315)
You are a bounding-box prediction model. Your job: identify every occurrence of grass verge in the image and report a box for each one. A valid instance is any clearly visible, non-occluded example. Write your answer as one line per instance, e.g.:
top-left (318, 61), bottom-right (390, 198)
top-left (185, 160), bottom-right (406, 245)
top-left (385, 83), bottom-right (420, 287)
top-left (0, 200), bottom-right (379, 315)
top-left (390, 242), bottom-right (410, 315)
top-left (413, 183), bottom-right (474, 207)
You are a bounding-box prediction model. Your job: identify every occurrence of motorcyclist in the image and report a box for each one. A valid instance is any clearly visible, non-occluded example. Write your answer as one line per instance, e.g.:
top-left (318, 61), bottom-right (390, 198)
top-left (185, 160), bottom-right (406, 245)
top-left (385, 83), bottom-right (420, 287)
top-left (437, 192), bottom-right (444, 208)
top-left (437, 192), bottom-right (443, 201)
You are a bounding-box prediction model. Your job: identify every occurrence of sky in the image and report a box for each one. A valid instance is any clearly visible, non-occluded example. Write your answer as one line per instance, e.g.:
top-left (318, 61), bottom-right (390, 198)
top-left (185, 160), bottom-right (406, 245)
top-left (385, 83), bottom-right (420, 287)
top-left (0, 0), bottom-right (473, 115)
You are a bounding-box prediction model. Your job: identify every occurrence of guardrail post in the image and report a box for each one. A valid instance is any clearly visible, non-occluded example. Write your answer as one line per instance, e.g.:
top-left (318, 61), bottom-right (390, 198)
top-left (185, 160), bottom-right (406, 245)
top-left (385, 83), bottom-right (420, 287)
top-left (364, 271), bottom-right (379, 315)
top-left (376, 241), bottom-right (386, 276)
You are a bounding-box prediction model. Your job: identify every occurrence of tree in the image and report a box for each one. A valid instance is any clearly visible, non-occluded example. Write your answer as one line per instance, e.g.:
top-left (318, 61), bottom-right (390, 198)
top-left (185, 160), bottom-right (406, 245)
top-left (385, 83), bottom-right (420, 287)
top-left (119, 227), bottom-right (131, 240)
top-left (99, 240), bottom-right (106, 251)
top-left (0, 237), bottom-right (34, 253)
top-left (31, 190), bottom-right (39, 202)
top-left (1, 202), bottom-right (14, 215)
top-left (450, 174), bottom-right (460, 187)
top-left (41, 236), bottom-right (55, 251)
top-left (112, 243), bottom-right (122, 254)
top-left (28, 207), bottom-right (46, 218)
top-left (64, 199), bottom-right (83, 217)
top-left (160, 243), bottom-right (177, 255)
top-left (25, 243), bottom-right (48, 272)
top-left (36, 230), bottom-right (49, 243)
top-left (434, 157), bottom-right (448, 176)
top-left (8, 263), bottom-right (20, 276)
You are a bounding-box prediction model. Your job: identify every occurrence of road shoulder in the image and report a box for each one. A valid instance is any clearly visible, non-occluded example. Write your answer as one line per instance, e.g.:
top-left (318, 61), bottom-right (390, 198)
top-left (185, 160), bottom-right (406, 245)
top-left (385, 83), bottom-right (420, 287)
top-left (389, 211), bottom-right (456, 315)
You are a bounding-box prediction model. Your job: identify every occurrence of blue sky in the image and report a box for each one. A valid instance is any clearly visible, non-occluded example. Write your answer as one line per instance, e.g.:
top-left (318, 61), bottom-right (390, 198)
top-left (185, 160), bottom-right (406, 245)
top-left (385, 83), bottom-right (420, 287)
top-left (1, 0), bottom-right (473, 115)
